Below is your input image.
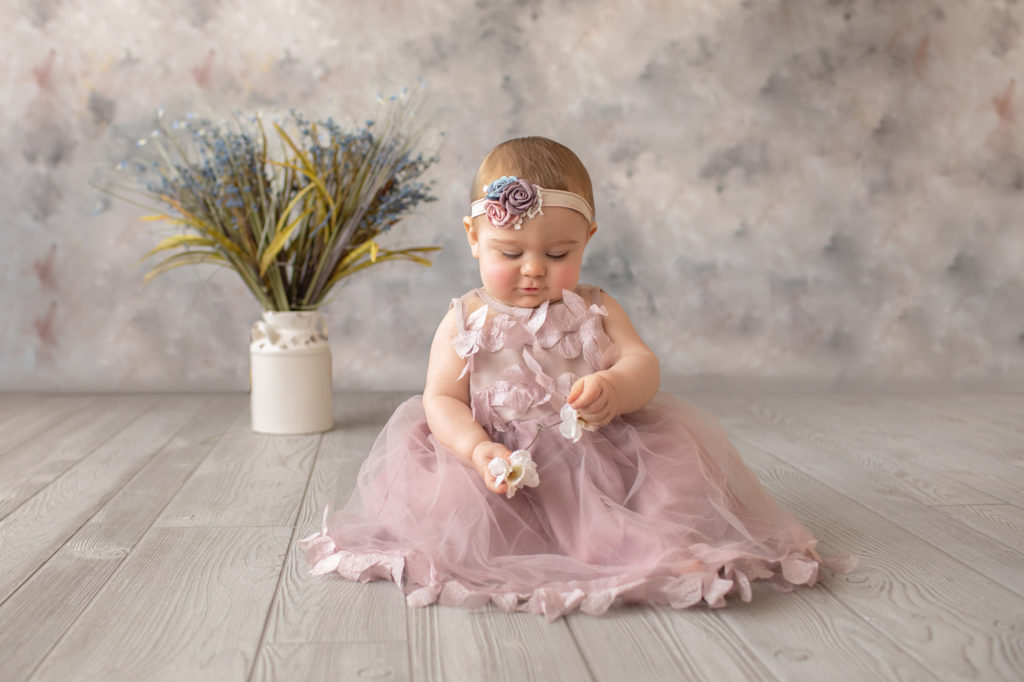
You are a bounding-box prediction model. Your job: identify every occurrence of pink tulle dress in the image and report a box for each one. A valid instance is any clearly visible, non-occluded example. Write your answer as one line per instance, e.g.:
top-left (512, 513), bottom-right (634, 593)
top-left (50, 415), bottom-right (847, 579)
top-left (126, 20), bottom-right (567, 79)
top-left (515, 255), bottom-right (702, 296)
top-left (300, 285), bottom-right (845, 621)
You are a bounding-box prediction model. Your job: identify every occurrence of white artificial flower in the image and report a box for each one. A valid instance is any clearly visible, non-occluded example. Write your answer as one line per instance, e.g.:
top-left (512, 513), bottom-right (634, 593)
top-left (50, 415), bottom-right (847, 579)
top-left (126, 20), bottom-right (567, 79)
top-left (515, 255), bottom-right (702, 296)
top-left (488, 456), bottom-right (510, 486)
top-left (507, 449), bottom-right (540, 493)
top-left (488, 450), bottom-right (541, 498)
top-left (559, 403), bottom-right (585, 442)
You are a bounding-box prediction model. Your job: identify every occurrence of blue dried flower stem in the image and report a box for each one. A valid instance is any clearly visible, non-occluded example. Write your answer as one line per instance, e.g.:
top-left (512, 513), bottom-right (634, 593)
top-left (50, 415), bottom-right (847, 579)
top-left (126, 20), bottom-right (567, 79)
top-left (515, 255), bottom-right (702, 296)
top-left (320, 108), bottom-right (435, 303)
top-left (156, 119), bottom-right (278, 308)
top-left (271, 96), bottom-right (438, 308)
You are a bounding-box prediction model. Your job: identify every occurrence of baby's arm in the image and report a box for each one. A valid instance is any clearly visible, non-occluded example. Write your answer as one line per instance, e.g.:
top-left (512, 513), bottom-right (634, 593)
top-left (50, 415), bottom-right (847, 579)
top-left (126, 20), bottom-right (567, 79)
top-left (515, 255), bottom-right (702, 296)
top-left (422, 307), bottom-right (510, 495)
top-left (568, 292), bottom-right (660, 428)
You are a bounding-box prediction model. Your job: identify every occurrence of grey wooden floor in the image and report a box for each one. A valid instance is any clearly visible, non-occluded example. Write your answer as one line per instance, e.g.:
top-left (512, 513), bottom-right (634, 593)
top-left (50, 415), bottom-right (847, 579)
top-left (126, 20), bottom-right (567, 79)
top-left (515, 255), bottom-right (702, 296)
top-left (0, 392), bottom-right (1021, 681)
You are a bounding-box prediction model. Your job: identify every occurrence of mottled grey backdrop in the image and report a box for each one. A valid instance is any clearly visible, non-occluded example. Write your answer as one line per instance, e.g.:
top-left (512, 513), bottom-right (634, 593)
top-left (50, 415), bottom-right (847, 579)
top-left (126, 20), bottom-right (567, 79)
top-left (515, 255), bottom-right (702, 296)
top-left (2, 0), bottom-right (1022, 392)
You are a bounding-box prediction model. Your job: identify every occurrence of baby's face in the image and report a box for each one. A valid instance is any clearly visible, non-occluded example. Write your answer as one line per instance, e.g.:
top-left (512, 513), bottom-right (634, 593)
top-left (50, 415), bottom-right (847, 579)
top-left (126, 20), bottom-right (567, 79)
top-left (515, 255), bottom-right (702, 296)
top-left (464, 207), bottom-right (596, 308)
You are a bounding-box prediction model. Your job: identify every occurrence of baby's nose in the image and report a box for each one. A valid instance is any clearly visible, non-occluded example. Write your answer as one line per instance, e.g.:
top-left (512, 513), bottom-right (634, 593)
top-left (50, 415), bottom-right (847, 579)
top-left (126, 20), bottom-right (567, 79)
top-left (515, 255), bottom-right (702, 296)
top-left (521, 256), bottom-right (545, 276)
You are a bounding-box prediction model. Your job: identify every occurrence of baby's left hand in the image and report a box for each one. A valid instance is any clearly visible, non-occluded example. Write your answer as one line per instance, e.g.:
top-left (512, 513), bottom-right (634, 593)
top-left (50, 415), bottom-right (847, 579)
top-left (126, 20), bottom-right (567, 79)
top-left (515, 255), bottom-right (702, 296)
top-left (568, 372), bottom-right (619, 429)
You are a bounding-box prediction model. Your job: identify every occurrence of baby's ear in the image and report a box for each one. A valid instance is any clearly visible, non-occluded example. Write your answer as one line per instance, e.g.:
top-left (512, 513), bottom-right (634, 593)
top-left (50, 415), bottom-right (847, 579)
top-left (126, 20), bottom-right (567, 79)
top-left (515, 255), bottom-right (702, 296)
top-left (464, 216), bottom-right (480, 258)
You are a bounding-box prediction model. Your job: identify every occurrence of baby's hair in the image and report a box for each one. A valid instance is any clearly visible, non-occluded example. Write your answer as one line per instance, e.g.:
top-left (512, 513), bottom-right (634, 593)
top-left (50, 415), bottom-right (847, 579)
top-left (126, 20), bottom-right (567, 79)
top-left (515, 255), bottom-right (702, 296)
top-left (471, 137), bottom-right (595, 217)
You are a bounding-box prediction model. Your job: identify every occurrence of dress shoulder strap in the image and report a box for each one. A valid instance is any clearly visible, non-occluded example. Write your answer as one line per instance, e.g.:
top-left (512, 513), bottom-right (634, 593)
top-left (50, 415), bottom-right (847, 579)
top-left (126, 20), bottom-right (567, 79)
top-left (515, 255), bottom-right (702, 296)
top-left (576, 283), bottom-right (604, 308)
top-left (449, 289), bottom-right (487, 331)
top-left (450, 296), bottom-right (465, 330)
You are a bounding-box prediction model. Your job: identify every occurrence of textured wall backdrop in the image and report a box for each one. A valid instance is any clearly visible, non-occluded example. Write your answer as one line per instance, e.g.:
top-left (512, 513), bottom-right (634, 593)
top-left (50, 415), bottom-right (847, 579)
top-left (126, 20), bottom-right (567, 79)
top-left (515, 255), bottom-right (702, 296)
top-left (2, 0), bottom-right (1022, 392)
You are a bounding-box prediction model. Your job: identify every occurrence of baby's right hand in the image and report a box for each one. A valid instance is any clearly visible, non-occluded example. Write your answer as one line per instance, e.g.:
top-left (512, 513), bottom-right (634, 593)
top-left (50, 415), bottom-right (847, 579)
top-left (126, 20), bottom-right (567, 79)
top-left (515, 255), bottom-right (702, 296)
top-left (471, 441), bottom-right (511, 495)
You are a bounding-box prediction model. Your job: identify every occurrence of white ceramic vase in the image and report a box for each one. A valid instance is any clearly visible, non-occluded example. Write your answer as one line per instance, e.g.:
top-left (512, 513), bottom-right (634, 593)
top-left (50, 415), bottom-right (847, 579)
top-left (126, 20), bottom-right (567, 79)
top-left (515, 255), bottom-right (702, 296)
top-left (250, 311), bottom-right (333, 434)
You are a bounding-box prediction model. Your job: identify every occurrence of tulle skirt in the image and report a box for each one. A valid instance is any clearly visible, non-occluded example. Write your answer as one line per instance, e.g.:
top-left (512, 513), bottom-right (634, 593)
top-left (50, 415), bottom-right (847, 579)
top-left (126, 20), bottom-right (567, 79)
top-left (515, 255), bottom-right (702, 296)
top-left (299, 393), bottom-right (849, 621)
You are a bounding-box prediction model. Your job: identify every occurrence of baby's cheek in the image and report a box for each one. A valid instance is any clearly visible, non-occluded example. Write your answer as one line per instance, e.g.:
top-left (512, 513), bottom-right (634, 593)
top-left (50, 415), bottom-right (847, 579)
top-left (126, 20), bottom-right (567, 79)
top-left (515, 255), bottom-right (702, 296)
top-left (482, 261), bottom-right (517, 288)
top-left (550, 262), bottom-right (582, 291)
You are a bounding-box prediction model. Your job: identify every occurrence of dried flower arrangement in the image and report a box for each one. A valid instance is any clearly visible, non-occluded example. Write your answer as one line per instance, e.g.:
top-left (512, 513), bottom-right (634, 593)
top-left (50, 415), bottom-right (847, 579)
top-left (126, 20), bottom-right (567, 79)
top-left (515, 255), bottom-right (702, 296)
top-left (111, 93), bottom-right (439, 311)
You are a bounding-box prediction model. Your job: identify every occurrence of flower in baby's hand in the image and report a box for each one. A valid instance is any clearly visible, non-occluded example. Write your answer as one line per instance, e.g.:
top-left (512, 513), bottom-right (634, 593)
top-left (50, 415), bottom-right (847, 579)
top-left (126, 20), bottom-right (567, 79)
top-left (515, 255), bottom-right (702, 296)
top-left (559, 403), bottom-right (585, 443)
top-left (507, 449), bottom-right (539, 491)
top-left (488, 450), bottom-right (540, 498)
top-left (488, 456), bottom-right (510, 485)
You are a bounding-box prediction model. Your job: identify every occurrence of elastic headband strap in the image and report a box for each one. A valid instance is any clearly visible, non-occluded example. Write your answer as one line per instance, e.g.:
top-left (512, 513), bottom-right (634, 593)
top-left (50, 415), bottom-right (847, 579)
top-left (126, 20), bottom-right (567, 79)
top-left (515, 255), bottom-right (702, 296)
top-left (470, 184), bottom-right (594, 228)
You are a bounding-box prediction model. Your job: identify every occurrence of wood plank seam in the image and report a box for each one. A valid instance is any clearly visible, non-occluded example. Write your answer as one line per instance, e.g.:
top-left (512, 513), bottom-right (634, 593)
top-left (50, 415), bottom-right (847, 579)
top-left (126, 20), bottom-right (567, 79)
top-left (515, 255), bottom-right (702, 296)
top-left (720, 400), bottom-right (1024, 587)
top-left (0, 398), bottom-right (160, 524)
top-left (732, 431), bottom-right (1024, 678)
top-left (745, 401), bottom-right (1001, 507)
top-left (755, 398), bottom-right (1022, 508)
top-left (733, 429), bottom-right (1024, 599)
top-left (0, 396), bottom-right (69, 456)
top-left (0, 399), bottom-right (212, 610)
top-left (0, 396), bottom-right (158, 523)
top-left (931, 505), bottom-right (1024, 558)
top-left (14, 397), bottom-right (233, 680)
top-left (246, 432), bottom-right (326, 682)
top-left (816, 581), bottom-right (940, 677)
top-left (932, 496), bottom-right (1022, 510)
top-left (0, 395), bottom-right (40, 426)
top-left (561, 621), bottom-right (599, 682)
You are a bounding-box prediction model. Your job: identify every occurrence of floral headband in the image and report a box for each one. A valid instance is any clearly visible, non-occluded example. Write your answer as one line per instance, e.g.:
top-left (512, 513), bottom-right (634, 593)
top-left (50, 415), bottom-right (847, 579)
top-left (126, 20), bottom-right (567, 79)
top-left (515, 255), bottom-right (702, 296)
top-left (470, 176), bottom-right (594, 229)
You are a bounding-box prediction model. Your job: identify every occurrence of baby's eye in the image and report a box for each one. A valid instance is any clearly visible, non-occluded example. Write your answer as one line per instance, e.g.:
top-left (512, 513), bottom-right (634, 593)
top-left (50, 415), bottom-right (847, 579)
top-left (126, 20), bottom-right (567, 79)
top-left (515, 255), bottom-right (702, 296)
top-left (547, 252), bottom-right (569, 260)
top-left (501, 251), bottom-right (523, 259)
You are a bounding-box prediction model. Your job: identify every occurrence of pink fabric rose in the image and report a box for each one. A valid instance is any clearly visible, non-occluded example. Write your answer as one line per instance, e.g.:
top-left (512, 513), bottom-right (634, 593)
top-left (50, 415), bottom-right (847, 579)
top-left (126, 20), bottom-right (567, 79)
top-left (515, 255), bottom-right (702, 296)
top-left (485, 199), bottom-right (513, 227)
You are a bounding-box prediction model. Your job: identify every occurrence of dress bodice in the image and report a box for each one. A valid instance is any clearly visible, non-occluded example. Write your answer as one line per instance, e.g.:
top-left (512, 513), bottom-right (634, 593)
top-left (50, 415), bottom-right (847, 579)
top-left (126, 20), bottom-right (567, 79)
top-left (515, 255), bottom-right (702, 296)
top-left (451, 285), bottom-right (615, 434)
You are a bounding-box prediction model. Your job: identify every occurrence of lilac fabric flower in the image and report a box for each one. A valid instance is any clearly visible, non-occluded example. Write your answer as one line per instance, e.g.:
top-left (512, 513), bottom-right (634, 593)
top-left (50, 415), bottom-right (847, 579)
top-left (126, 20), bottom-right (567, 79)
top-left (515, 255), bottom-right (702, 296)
top-left (501, 179), bottom-right (538, 215)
